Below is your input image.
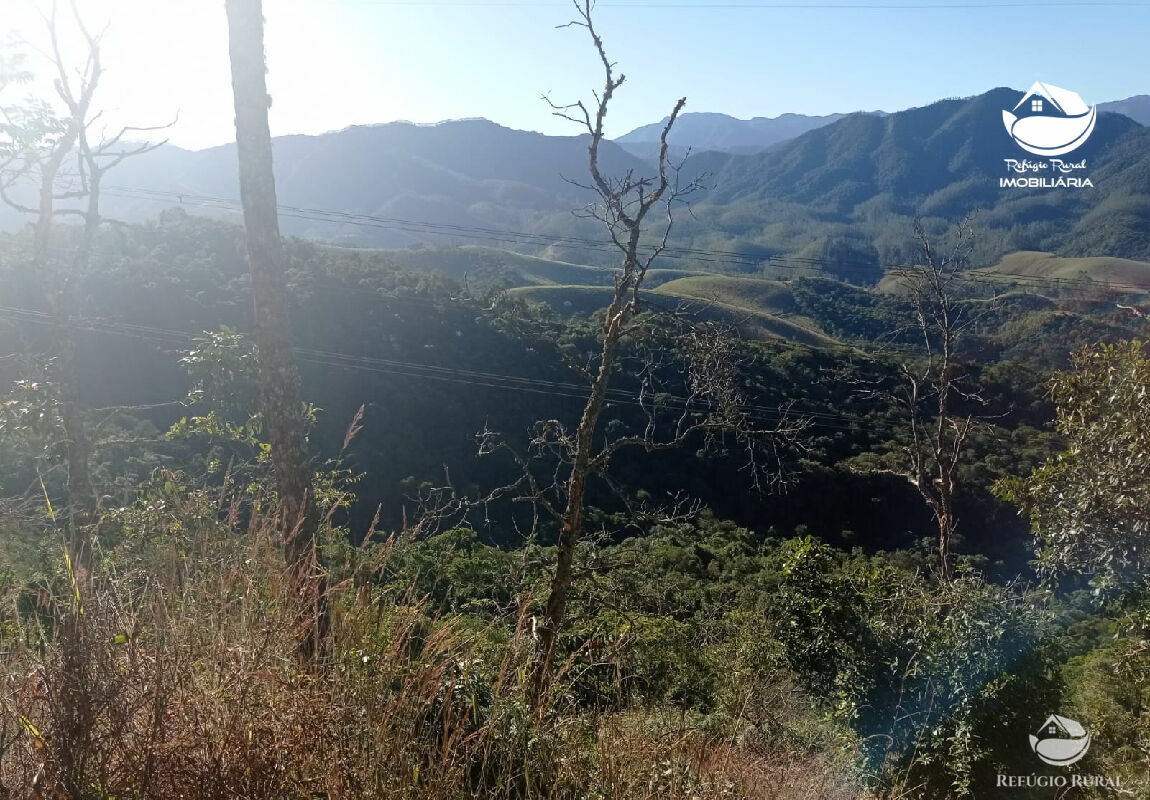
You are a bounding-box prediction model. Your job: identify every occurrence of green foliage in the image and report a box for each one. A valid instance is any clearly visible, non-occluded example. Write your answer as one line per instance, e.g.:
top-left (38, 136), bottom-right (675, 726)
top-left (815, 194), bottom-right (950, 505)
top-left (578, 611), bottom-right (713, 709)
top-left (1061, 625), bottom-right (1150, 797)
top-left (0, 377), bottom-right (62, 504)
top-left (791, 277), bottom-right (901, 340)
top-left (527, 514), bottom-right (1058, 797)
top-left (0, 378), bottom-right (58, 447)
top-left (371, 527), bottom-right (520, 615)
top-left (179, 327), bottom-right (259, 418)
top-left (760, 538), bottom-right (1056, 797)
top-left (101, 468), bottom-right (228, 569)
top-left (997, 340), bottom-right (1150, 595)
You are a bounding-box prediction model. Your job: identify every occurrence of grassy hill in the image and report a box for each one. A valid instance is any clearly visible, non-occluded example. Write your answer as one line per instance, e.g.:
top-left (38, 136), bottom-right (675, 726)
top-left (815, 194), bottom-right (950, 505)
top-left (509, 285), bottom-right (619, 315)
top-left (511, 277), bottom-right (835, 347)
top-left (343, 245), bottom-right (702, 289)
top-left (322, 240), bottom-right (1150, 346)
top-left (981, 250), bottom-right (1150, 288)
top-left (874, 250), bottom-right (1150, 295)
top-left (653, 275), bottom-right (796, 313)
top-left (389, 246), bottom-right (614, 286)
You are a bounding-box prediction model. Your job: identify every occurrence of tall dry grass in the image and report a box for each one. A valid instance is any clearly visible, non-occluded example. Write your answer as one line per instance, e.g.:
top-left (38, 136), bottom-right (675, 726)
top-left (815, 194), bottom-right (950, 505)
top-left (0, 518), bottom-right (870, 800)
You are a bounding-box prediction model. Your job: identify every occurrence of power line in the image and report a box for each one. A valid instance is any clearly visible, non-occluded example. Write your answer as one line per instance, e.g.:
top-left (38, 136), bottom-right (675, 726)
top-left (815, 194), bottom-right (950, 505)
top-left (0, 304), bottom-right (868, 431)
top-left (7, 172), bottom-right (1149, 297)
top-left (84, 183), bottom-right (1150, 295)
top-left (0, 168), bottom-right (1139, 289)
top-left (0, 171), bottom-right (1064, 281)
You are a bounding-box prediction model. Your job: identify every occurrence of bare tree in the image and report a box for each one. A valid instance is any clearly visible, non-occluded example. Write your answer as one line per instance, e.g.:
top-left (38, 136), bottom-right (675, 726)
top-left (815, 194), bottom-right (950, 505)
top-left (0, 2), bottom-right (167, 577)
top-left (224, 0), bottom-right (327, 661)
top-left (849, 219), bottom-right (993, 581)
top-left (486, 0), bottom-right (806, 709)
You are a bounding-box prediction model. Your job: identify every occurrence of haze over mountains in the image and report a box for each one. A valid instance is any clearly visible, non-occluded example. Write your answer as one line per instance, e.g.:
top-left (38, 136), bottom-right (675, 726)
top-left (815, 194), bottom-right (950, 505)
top-left (7, 88), bottom-right (1149, 269)
top-left (617, 94), bottom-right (1150, 156)
top-left (614, 110), bottom-right (876, 161)
top-left (1099, 94), bottom-right (1150, 126)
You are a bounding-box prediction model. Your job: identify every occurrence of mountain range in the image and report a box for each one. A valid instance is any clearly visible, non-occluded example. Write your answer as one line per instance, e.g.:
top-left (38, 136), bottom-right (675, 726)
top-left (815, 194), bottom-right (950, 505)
top-left (614, 110), bottom-right (874, 161)
top-left (659, 88), bottom-right (1150, 269)
top-left (616, 94), bottom-right (1150, 156)
top-left (5, 88), bottom-right (1149, 269)
top-left (1098, 94), bottom-right (1150, 126)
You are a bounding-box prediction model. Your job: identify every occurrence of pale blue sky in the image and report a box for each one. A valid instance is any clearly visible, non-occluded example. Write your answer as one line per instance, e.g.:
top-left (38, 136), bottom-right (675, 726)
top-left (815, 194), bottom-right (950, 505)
top-left (3, 0), bottom-right (1148, 149)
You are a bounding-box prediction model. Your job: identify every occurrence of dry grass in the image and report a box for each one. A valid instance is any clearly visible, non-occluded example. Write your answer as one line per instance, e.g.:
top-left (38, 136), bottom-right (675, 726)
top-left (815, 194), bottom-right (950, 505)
top-left (0, 523), bottom-right (870, 800)
top-left (592, 713), bottom-right (869, 800)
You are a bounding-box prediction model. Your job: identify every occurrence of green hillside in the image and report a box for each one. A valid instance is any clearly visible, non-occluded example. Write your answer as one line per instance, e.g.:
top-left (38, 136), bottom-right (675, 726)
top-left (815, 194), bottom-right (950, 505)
top-left (513, 260), bottom-right (698, 288)
top-left (653, 275), bottom-right (796, 314)
top-left (48, 90), bottom-right (1150, 272)
top-left (509, 285), bottom-right (620, 315)
top-left (473, 271), bottom-right (800, 320)
top-left (511, 279), bottom-right (834, 347)
top-left (397, 246), bottom-right (614, 286)
top-left (5, 211), bottom-right (1149, 800)
top-left (981, 250), bottom-right (1150, 288)
top-left (327, 244), bottom-right (703, 290)
top-left (874, 251), bottom-right (1150, 295)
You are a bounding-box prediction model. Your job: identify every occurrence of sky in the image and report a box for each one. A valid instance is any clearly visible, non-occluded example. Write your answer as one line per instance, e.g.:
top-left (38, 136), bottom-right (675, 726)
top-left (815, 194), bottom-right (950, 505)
top-left (1, 0), bottom-right (1148, 151)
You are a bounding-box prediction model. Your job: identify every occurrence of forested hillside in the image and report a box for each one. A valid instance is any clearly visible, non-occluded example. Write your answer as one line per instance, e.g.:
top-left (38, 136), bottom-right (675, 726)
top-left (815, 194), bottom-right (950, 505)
top-left (6, 89), bottom-right (1148, 272)
top-left (6, 214), bottom-right (1137, 560)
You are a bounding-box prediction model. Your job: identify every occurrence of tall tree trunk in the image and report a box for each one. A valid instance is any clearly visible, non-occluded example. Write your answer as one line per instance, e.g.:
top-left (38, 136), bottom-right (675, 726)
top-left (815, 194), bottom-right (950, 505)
top-left (33, 149), bottom-right (97, 577)
top-left (225, 0), bottom-right (327, 661)
top-left (936, 488), bottom-right (955, 582)
top-left (55, 321), bottom-right (95, 570)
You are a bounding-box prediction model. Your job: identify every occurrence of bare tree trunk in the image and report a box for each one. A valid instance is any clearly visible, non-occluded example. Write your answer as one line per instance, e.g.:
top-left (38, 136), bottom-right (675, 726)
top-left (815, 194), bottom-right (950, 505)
top-left (530, 303), bottom-right (626, 705)
top-left (32, 137), bottom-right (97, 576)
top-left (897, 219), bottom-right (983, 582)
top-left (225, 0), bottom-right (327, 661)
top-left (936, 496), bottom-right (955, 582)
top-left (524, 1), bottom-right (693, 711)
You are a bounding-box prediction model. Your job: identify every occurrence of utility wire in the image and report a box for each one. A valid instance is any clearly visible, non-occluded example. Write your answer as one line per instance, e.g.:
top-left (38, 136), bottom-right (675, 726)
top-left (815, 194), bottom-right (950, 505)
top-left (0, 304), bottom-right (870, 431)
top-left (6, 171), bottom-right (1149, 294)
top-left (71, 182), bottom-right (1150, 295)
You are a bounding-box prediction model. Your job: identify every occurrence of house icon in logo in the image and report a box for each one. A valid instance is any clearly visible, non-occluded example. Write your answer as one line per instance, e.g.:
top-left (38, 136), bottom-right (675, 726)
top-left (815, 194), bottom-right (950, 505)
top-left (1002, 82), bottom-right (1097, 157)
top-left (1029, 714), bottom-right (1092, 766)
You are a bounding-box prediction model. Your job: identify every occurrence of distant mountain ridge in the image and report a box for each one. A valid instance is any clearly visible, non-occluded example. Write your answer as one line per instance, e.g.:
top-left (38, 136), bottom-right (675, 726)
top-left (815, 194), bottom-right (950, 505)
top-left (3, 119), bottom-right (649, 247)
top-left (614, 110), bottom-right (881, 159)
top-left (618, 94), bottom-right (1147, 156)
top-left (5, 88), bottom-right (1150, 266)
top-left (1099, 94), bottom-right (1150, 125)
top-left (666, 87), bottom-right (1150, 266)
